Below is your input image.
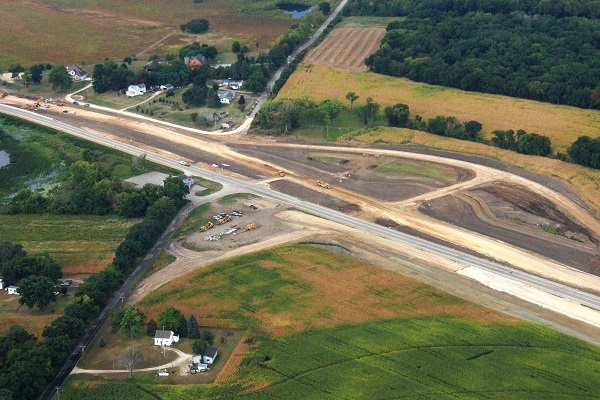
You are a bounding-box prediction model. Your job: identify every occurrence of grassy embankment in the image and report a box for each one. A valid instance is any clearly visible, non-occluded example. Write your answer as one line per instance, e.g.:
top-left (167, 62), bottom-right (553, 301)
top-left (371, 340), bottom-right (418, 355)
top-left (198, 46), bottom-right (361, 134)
top-left (60, 245), bottom-right (600, 399)
top-left (277, 64), bottom-right (600, 211)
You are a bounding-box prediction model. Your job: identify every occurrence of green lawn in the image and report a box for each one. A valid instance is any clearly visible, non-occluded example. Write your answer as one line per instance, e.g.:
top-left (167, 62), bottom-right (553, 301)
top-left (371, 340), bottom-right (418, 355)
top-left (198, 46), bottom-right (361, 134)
top-left (375, 159), bottom-right (458, 183)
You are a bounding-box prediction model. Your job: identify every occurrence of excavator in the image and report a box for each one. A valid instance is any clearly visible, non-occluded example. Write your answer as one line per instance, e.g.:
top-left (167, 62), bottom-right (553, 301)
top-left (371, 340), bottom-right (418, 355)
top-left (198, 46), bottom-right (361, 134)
top-left (234, 223), bottom-right (257, 235)
top-left (316, 180), bottom-right (332, 189)
top-left (27, 97), bottom-right (44, 111)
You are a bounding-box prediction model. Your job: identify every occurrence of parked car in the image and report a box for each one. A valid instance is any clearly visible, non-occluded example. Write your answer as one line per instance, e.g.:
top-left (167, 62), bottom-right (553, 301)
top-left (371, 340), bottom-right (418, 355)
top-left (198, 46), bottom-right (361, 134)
top-left (250, 205), bottom-right (258, 210)
top-left (61, 280), bottom-right (72, 286)
top-left (72, 101), bottom-right (79, 105)
top-left (56, 103), bottom-right (64, 106)
top-left (62, 110), bottom-right (68, 113)
top-left (83, 103), bottom-right (90, 107)
top-left (179, 161), bottom-right (190, 166)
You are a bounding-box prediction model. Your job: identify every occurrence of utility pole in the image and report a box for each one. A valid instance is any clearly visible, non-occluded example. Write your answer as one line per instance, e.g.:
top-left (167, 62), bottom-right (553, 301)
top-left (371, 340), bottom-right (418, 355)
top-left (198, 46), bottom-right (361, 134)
top-left (55, 386), bottom-right (60, 400)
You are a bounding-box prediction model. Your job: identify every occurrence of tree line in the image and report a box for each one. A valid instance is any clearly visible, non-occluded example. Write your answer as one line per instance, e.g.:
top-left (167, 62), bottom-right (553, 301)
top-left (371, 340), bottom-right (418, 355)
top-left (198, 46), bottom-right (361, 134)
top-left (365, 12), bottom-right (600, 109)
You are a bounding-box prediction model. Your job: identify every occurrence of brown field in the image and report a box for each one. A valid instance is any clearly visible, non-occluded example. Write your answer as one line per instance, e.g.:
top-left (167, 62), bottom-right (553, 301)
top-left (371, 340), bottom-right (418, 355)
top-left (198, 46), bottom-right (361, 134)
top-left (0, 291), bottom-right (71, 337)
top-left (0, 0), bottom-right (293, 69)
top-left (137, 245), bottom-right (513, 338)
top-left (304, 28), bottom-right (385, 72)
top-left (278, 64), bottom-right (600, 153)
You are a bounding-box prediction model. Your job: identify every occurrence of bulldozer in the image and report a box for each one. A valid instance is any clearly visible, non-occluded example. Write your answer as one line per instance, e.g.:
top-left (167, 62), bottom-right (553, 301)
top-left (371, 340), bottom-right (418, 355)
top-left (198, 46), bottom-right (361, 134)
top-left (234, 223), bottom-right (257, 235)
top-left (199, 221), bottom-right (214, 232)
top-left (216, 215), bottom-right (232, 225)
top-left (316, 180), bottom-right (332, 189)
top-left (275, 170), bottom-right (285, 177)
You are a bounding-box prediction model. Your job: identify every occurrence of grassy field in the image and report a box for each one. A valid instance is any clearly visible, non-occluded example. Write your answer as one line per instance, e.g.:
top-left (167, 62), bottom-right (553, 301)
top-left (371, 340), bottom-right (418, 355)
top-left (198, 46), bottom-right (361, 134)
top-left (0, 114), bottom-right (178, 199)
top-left (0, 214), bottom-right (137, 274)
top-left (375, 159), bottom-right (457, 184)
top-left (61, 245), bottom-right (600, 398)
top-left (278, 64), bottom-right (600, 153)
top-left (0, 0), bottom-right (297, 69)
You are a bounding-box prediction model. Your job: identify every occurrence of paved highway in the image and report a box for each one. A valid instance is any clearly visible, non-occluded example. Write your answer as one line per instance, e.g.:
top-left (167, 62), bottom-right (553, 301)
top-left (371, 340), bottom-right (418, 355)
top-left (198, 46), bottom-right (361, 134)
top-left (3, 104), bottom-right (600, 314)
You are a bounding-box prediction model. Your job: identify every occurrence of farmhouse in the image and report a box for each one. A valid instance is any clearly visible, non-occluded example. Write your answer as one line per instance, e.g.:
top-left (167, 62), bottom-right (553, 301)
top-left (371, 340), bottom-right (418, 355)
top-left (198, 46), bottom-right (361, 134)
top-left (217, 90), bottom-right (235, 104)
top-left (7, 286), bottom-right (19, 295)
top-left (153, 330), bottom-right (180, 346)
top-left (126, 83), bottom-right (146, 97)
top-left (185, 53), bottom-right (207, 69)
top-left (66, 66), bottom-right (91, 81)
top-left (203, 346), bottom-right (218, 364)
top-left (176, 175), bottom-right (195, 188)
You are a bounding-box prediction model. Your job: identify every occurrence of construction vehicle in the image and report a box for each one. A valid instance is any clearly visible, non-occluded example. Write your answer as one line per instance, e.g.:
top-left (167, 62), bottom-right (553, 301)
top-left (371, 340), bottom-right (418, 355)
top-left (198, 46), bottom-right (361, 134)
top-left (275, 170), bottom-right (285, 177)
top-left (216, 215), bottom-right (232, 225)
top-left (316, 180), bottom-right (332, 189)
top-left (199, 221), bottom-right (214, 232)
top-left (0, 92), bottom-right (7, 99)
top-left (234, 223), bottom-right (257, 235)
top-left (27, 97), bottom-right (44, 111)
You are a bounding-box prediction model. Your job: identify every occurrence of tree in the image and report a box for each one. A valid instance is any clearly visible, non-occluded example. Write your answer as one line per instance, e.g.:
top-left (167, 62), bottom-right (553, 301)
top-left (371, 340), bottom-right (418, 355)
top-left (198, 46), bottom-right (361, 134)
top-left (48, 65), bottom-right (72, 90)
top-left (231, 41), bottom-right (241, 53)
top-left (238, 95), bottom-right (245, 105)
top-left (119, 307), bottom-right (146, 339)
top-left (356, 97), bottom-right (379, 126)
top-left (32, 252), bottom-right (62, 281)
top-left (181, 19), bottom-right (210, 34)
top-left (206, 88), bottom-right (221, 108)
top-left (147, 319), bottom-right (158, 336)
top-left (384, 103), bottom-right (410, 127)
top-left (0, 241), bottom-right (26, 267)
top-left (319, 1), bottom-right (331, 14)
top-left (42, 316), bottom-right (86, 340)
top-left (120, 346), bottom-right (143, 379)
top-left (158, 306), bottom-right (187, 334)
top-left (318, 100), bottom-right (344, 128)
top-left (202, 330), bottom-right (215, 345)
top-left (245, 67), bottom-right (268, 93)
top-left (182, 85), bottom-right (208, 107)
top-left (162, 177), bottom-right (190, 203)
top-left (516, 132), bottom-right (551, 156)
top-left (464, 120), bottom-right (483, 139)
top-left (123, 56), bottom-right (133, 65)
top-left (64, 295), bottom-right (99, 321)
top-left (345, 92), bottom-right (359, 111)
top-left (568, 136), bottom-right (600, 169)
top-left (28, 64), bottom-right (44, 84)
top-left (8, 64), bottom-right (24, 78)
top-left (187, 315), bottom-right (200, 339)
top-left (192, 339), bottom-right (208, 355)
top-left (18, 275), bottom-right (55, 310)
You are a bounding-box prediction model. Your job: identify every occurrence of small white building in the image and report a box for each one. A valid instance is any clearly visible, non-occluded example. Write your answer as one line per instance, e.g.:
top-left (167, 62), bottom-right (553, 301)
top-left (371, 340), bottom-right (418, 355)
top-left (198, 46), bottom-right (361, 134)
top-left (66, 66), bottom-right (91, 81)
top-left (160, 84), bottom-right (174, 91)
top-left (126, 83), bottom-right (147, 97)
top-left (220, 121), bottom-right (234, 129)
top-left (176, 175), bottom-right (195, 188)
top-left (154, 330), bottom-right (179, 346)
top-left (7, 286), bottom-right (19, 295)
top-left (203, 346), bottom-right (218, 364)
top-left (157, 369), bottom-right (169, 377)
top-left (0, 279), bottom-right (4, 290)
top-left (229, 80), bottom-right (243, 90)
top-left (217, 90), bottom-right (235, 104)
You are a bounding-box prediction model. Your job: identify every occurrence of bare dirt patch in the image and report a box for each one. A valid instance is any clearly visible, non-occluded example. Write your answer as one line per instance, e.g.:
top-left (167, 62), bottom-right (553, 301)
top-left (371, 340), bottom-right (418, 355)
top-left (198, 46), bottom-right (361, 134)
top-left (304, 28), bottom-right (386, 72)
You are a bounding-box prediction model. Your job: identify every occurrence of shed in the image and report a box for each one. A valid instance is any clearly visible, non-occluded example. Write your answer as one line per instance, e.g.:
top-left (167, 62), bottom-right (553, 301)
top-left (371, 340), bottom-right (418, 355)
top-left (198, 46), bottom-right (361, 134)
top-left (0, 279), bottom-right (4, 290)
top-left (203, 346), bottom-right (218, 364)
top-left (158, 369), bottom-right (169, 376)
top-left (7, 286), bottom-right (19, 295)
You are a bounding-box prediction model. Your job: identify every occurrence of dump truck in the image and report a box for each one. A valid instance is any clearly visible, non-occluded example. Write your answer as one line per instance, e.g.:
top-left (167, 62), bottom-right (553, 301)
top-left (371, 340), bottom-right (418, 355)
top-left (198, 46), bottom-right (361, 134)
top-left (199, 221), bottom-right (214, 232)
top-left (234, 223), bottom-right (257, 235)
top-left (216, 215), bottom-right (232, 225)
top-left (316, 180), bottom-right (332, 189)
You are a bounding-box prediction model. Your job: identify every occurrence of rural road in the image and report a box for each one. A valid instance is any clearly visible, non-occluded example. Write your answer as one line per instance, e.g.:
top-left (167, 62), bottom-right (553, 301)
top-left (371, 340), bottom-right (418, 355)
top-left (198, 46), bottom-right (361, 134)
top-left (71, 348), bottom-right (191, 375)
top-left (3, 104), bottom-right (600, 321)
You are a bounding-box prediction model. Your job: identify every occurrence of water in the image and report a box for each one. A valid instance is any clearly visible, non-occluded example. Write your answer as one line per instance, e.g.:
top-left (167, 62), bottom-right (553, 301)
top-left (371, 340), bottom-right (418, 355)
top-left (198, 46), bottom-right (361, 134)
top-left (278, 3), bottom-right (315, 18)
top-left (0, 150), bottom-right (10, 168)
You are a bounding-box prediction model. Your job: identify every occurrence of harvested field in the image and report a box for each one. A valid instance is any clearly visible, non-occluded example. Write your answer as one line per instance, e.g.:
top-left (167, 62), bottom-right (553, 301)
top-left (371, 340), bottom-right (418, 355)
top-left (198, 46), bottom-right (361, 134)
top-left (419, 185), bottom-right (600, 275)
top-left (304, 28), bottom-right (386, 72)
top-left (278, 64), bottom-right (600, 153)
top-left (0, 0), bottom-right (293, 68)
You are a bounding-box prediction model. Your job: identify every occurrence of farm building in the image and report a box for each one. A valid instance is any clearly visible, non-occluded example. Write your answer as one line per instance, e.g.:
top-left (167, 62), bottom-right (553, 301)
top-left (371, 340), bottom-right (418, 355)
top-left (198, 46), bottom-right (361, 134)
top-left (190, 356), bottom-right (209, 373)
top-left (217, 90), bottom-right (235, 104)
top-left (203, 346), bottom-right (218, 364)
top-left (185, 53), bottom-right (207, 69)
top-left (220, 121), bottom-right (234, 129)
top-left (229, 80), bottom-right (243, 90)
top-left (66, 66), bottom-right (91, 81)
top-left (126, 84), bottom-right (146, 97)
top-left (7, 286), bottom-right (19, 295)
top-left (154, 330), bottom-right (179, 346)
top-left (160, 84), bottom-right (174, 91)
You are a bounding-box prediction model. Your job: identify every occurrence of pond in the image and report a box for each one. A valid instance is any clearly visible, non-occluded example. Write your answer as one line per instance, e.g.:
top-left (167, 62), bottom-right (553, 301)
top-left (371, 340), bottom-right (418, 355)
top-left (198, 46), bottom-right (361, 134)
top-left (277, 2), bottom-right (316, 18)
top-left (0, 150), bottom-right (10, 168)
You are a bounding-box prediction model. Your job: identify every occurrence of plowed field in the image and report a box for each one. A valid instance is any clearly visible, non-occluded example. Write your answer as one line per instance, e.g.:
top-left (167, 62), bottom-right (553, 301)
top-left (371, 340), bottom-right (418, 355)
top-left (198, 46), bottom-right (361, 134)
top-left (304, 27), bottom-right (385, 72)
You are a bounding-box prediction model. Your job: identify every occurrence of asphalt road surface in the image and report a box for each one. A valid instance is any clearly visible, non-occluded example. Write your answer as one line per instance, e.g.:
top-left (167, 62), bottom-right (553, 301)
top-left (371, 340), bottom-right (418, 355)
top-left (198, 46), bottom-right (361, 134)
top-left (3, 104), bottom-right (600, 313)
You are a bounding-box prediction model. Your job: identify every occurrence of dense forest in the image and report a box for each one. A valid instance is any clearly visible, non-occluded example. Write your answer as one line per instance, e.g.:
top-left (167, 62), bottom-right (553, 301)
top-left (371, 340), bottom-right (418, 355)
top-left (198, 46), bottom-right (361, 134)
top-left (345, 0), bottom-right (600, 108)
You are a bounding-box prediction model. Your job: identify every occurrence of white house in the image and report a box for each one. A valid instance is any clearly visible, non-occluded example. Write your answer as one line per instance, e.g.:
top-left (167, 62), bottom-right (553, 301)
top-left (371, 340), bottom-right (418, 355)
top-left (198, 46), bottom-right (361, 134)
top-left (229, 80), bottom-right (243, 90)
top-left (7, 286), bottom-right (19, 295)
top-left (217, 90), bottom-right (235, 104)
top-left (126, 83), bottom-right (146, 97)
top-left (176, 175), bottom-right (195, 188)
top-left (154, 330), bottom-right (179, 346)
top-left (66, 66), bottom-right (91, 81)
top-left (203, 346), bottom-right (218, 364)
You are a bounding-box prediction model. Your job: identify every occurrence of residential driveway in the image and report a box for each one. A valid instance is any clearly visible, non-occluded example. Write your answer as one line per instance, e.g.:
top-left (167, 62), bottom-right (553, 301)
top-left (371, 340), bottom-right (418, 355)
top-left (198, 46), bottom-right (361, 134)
top-left (70, 347), bottom-right (192, 374)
